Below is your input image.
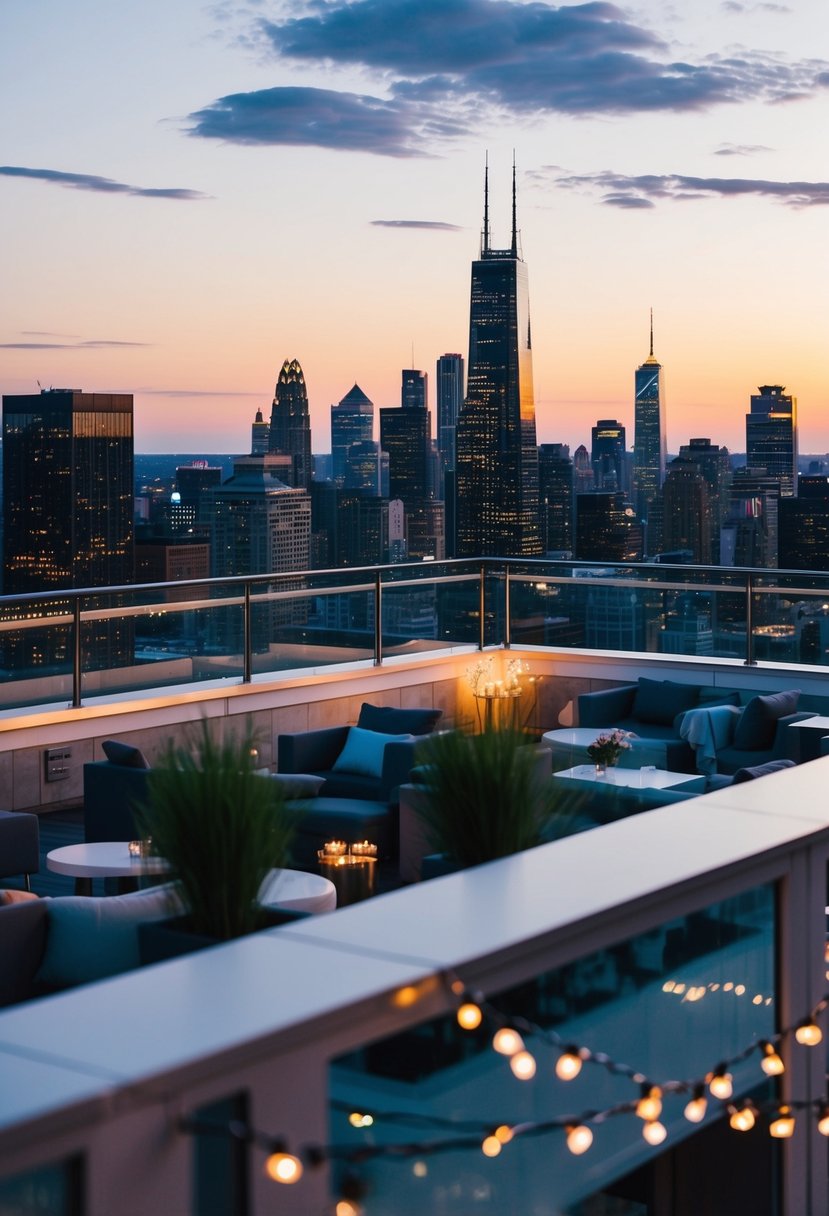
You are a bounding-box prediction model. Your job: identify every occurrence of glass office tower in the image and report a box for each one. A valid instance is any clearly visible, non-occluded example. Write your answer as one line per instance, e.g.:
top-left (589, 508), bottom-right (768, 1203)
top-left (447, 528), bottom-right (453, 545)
top-left (455, 165), bottom-right (541, 557)
top-left (746, 384), bottom-right (797, 498)
top-left (633, 313), bottom-right (666, 530)
top-left (269, 358), bottom-right (312, 491)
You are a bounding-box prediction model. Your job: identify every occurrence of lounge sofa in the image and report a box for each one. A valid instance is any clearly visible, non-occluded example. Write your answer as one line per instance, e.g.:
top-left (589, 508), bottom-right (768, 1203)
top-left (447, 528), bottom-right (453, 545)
top-left (278, 702), bottom-right (442, 867)
top-left (577, 678), bottom-right (744, 773)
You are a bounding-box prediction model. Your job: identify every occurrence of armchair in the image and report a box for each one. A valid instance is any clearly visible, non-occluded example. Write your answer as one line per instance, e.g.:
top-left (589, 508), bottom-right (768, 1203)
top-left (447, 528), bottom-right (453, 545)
top-left (0, 811), bottom-right (40, 892)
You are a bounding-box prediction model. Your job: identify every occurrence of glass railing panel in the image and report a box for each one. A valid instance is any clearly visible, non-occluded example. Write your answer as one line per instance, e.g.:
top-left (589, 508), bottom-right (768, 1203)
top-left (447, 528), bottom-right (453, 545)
top-left (329, 883), bottom-right (776, 1215)
top-left (0, 595), bottom-right (74, 709)
top-left (751, 570), bottom-right (829, 668)
top-left (252, 583), bottom-right (375, 671)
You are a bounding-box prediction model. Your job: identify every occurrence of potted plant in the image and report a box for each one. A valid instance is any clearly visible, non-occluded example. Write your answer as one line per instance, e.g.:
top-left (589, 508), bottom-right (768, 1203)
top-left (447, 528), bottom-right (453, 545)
top-left (136, 720), bottom-right (298, 959)
top-left (412, 725), bottom-right (572, 874)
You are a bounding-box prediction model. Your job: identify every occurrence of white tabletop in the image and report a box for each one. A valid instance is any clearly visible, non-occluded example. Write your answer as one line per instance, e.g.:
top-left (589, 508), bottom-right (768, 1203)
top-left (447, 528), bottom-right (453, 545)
top-left (554, 764), bottom-right (700, 791)
top-left (789, 715), bottom-right (829, 729)
top-left (259, 868), bottom-right (337, 914)
top-left (46, 842), bottom-right (170, 879)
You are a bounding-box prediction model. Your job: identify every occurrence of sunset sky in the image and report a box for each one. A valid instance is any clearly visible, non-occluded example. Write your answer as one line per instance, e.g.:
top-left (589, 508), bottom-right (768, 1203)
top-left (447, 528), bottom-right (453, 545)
top-left (2, 0), bottom-right (827, 456)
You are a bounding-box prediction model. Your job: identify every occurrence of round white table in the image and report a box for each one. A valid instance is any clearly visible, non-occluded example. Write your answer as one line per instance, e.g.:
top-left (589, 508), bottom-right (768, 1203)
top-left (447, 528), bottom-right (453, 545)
top-left (47, 841), bottom-right (170, 895)
top-left (259, 868), bottom-right (337, 914)
top-left (46, 844), bottom-right (337, 912)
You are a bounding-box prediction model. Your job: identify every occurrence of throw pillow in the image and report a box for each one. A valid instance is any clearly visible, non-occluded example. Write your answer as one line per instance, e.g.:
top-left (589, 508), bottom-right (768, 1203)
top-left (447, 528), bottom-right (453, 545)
top-left (632, 678), bottom-right (700, 726)
top-left (102, 739), bottom-right (150, 769)
top-left (732, 690), bottom-right (801, 752)
top-left (358, 703), bottom-right (441, 737)
top-left (35, 883), bottom-right (183, 988)
top-left (269, 773), bottom-right (326, 798)
top-left (732, 759), bottom-right (796, 783)
top-left (332, 726), bottom-right (415, 780)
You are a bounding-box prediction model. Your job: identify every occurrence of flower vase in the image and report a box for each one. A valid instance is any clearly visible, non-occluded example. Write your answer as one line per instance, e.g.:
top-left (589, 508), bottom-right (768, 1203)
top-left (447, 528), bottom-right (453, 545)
top-left (595, 763), bottom-right (607, 778)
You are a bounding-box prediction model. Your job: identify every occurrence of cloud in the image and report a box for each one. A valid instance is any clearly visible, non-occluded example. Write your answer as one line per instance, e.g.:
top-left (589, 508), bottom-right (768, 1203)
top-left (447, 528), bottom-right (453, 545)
top-left (602, 194), bottom-right (656, 209)
top-left (545, 168), bottom-right (829, 207)
top-left (252, 0), bottom-right (828, 119)
top-left (370, 219), bottom-right (462, 230)
top-left (187, 85), bottom-right (461, 156)
top-left (0, 166), bottom-right (210, 200)
top-left (714, 141), bottom-right (773, 155)
top-left (0, 339), bottom-right (150, 350)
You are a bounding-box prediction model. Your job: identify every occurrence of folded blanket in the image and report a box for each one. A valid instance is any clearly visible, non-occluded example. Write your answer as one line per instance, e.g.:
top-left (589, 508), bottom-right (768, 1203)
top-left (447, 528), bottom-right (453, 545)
top-left (679, 705), bottom-right (741, 775)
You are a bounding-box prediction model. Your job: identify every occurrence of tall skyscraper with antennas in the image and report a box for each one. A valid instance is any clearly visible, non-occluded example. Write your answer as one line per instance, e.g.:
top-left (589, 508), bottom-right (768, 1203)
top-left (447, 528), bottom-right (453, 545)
top-left (632, 312), bottom-right (666, 539)
top-left (455, 161), bottom-right (541, 557)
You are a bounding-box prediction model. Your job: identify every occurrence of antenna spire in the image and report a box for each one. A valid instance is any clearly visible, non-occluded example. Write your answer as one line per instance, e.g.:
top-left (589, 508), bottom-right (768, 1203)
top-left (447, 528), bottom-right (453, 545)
top-left (511, 151), bottom-right (518, 256)
top-left (649, 308), bottom-right (654, 359)
top-left (482, 153), bottom-right (490, 255)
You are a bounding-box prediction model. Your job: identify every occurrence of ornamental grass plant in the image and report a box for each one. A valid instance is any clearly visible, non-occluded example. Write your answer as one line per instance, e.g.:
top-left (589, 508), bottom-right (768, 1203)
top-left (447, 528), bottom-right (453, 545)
top-left (414, 725), bottom-right (566, 868)
top-left (137, 720), bottom-right (297, 941)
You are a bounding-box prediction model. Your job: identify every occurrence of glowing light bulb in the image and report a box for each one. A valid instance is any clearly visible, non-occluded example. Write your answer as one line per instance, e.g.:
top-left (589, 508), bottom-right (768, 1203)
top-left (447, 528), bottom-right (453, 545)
top-left (482, 1135), bottom-right (502, 1157)
top-left (336, 1202), bottom-right (362, 1216)
top-left (348, 1113), bottom-right (374, 1128)
top-left (494, 1125), bottom-right (513, 1144)
top-left (729, 1104), bottom-right (756, 1132)
top-left (566, 1125), bottom-right (593, 1155)
top-left (708, 1071), bottom-right (733, 1101)
top-left (457, 1002), bottom-right (483, 1031)
top-left (492, 1028), bottom-right (524, 1056)
top-left (636, 1086), bottom-right (663, 1122)
top-left (643, 1120), bottom-right (667, 1146)
top-left (817, 1108), bottom-right (829, 1137)
top-left (759, 1042), bottom-right (784, 1077)
top-left (684, 1091), bottom-right (707, 1124)
top-left (662, 980), bottom-right (676, 993)
top-left (510, 1049), bottom-right (537, 1080)
top-left (795, 1020), bottom-right (823, 1047)
top-left (734, 984), bottom-right (746, 996)
top-left (265, 1152), bottom-right (303, 1184)
top-left (412, 1161), bottom-right (428, 1178)
top-left (769, 1107), bottom-right (795, 1139)
top-left (555, 1050), bottom-right (583, 1081)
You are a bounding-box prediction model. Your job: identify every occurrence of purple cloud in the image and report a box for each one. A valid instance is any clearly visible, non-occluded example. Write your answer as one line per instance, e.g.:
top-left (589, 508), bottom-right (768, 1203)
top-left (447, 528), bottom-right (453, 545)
top-left (0, 166), bottom-right (210, 200)
top-left (544, 169), bottom-right (829, 208)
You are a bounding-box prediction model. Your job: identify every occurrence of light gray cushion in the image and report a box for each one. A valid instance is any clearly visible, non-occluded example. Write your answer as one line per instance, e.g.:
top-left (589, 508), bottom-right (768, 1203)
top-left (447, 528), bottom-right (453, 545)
top-left (332, 726), bottom-right (415, 780)
top-left (35, 883), bottom-right (183, 987)
top-left (269, 773), bottom-right (326, 798)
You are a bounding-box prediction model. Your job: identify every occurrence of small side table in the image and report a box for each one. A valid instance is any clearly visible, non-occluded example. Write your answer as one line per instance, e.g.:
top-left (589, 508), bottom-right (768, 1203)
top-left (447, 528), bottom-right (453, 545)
top-left (474, 688), bottom-right (522, 732)
top-left (46, 842), bottom-right (169, 896)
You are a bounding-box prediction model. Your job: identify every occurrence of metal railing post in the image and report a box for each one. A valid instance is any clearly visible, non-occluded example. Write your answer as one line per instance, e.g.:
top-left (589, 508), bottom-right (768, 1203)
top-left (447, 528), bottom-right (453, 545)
top-left (72, 598), bottom-right (82, 708)
top-left (479, 564), bottom-right (486, 651)
top-left (504, 564), bottom-right (511, 649)
top-left (744, 572), bottom-right (755, 665)
top-left (374, 572), bottom-right (383, 666)
top-left (243, 582), bottom-right (252, 683)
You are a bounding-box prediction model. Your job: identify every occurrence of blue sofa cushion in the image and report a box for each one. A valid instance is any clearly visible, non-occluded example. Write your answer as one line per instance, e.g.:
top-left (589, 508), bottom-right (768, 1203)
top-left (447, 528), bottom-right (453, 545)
top-left (268, 773), bottom-right (326, 798)
top-left (333, 726), bottom-right (415, 780)
top-left (102, 739), bottom-right (149, 769)
top-left (632, 678), bottom-right (700, 726)
top-left (733, 690), bottom-right (800, 752)
top-left (358, 703), bottom-right (441, 736)
top-left (732, 758), bottom-right (796, 783)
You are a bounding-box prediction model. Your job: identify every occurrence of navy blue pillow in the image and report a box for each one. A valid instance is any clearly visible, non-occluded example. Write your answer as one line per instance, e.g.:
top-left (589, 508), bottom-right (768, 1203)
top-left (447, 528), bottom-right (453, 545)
top-left (358, 703), bottom-right (441, 737)
top-left (102, 740), bottom-right (150, 769)
top-left (632, 678), bottom-right (700, 726)
top-left (732, 759), bottom-right (796, 783)
top-left (732, 690), bottom-right (800, 752)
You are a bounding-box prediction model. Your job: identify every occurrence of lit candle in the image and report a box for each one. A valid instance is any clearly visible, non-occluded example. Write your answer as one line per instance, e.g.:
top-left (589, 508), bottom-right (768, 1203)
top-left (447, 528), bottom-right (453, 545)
top-left (350, 841), bottom-right (377, 857)
top-left (323, 840), bottom-right (347, 856)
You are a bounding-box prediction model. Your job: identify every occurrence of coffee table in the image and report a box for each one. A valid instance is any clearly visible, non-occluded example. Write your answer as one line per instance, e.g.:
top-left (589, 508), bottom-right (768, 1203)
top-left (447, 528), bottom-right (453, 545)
top-left (542, 728), bottom-right (670, 770)
top-left (787, 715), bottom-right (829, 762)
top-left (47, 841), bottom-right (170, 896)
top-left (553, 764), bottom-right (702, 792)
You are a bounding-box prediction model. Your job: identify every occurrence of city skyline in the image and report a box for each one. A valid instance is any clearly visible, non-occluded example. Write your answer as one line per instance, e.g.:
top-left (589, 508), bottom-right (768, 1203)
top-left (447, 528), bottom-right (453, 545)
top-left (2, 0), bottom-right (828, 454)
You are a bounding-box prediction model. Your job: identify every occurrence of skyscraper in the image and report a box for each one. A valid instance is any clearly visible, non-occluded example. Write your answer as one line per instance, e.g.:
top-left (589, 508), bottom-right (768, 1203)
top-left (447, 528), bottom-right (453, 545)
top-left (455, 163), bottom-right (541, 557)
top-left (436, 353), bottom-right (464, 481)
top-left (633, 313), bottom-right (666, 529)
top-left (1, 389), bottom-right (135, 669)
top-left (660, 456), bottom-right (712, 565)
top-left (538, 443), bottom-right (573, 557)
top-left (780, 477), bottom-right (829, 570)
top-left (251, 408), bottom-right (269, 455)
top-left (269, 358), bottom-right (312, 490)
top-left (379, 370), bottom-right (430, 506)
top-left (746, 384), bottom-right (797, 498)
top-left (331, 384), bottom-right (373, 487)
top-left (591, 419), bottom-right (626, 492)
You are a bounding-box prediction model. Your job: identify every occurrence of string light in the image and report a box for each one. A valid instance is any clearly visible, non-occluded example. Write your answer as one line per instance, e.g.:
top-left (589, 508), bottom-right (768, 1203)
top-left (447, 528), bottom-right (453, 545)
top-left (457, 1001), bottom-right (483, 1031)
top-left (642, 1120), bottom-right (667, 1146)
top-left (482, 1135), bottom-right (502, 1157)
top-left (510, 1050), bottom-right (537, 1080)
top-left (494, 1125), bottom-right (514, 1144)
top-left (555, 1048), bottom-right (583, 1081)
top-left (636, 1085), bottom-right (663, 1122)
top-left (566, 1125), bottom-right (593, 1155)
top-left (769, 1107), bottom-right (796, 1139)
top-left (264, 1150), bottom-right (303, 1184)
top-left (795, 1019), bottom-right (822, 1047)
top-left (684, 1085), bottom-right (707, 1124)
top-left (492, 1027), bottom-right (524, 1056)
top-left (708, 1068), bottom-right (733, 1101)
top-left (817, 1108), bottom-right (829, 1137)
top-left (759, 1041), bottom-right (785, 1077)
top-left (348, 1113), bottom-right (374, 1129)
top-left (728, 1103), bottom-right (756, 1132)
